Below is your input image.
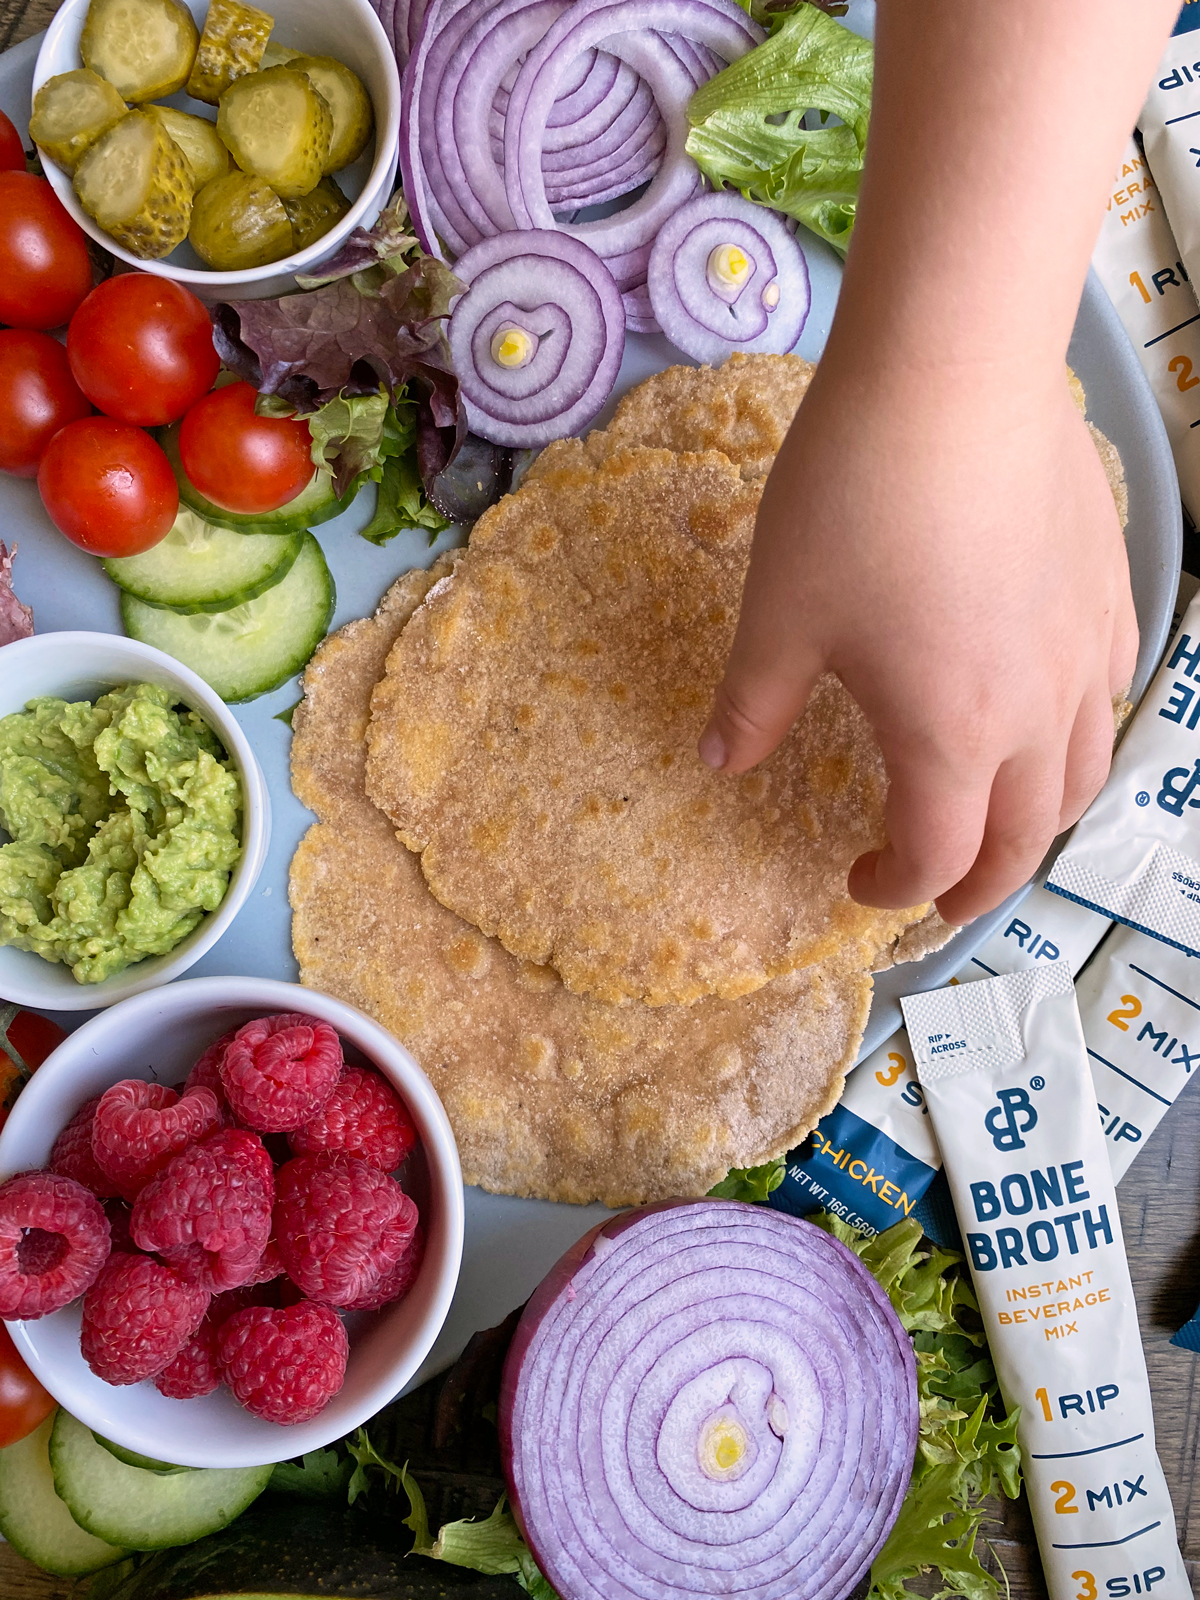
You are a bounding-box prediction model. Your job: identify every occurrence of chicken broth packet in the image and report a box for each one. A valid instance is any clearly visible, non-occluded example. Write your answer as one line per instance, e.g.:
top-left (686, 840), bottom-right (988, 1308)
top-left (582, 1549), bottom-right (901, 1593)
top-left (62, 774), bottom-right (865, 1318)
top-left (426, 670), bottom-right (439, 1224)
top-left (1047, 584), bottom-right (1200, 955)
top-left (769, 883), bottom-right (1110, 1235)
top-left (901, 963), bottom-right (1190, 1600)
top-left (1091, 134), bottom-right (1200, 525)
top-left (1075, 924), bottom-right (1200, 1179)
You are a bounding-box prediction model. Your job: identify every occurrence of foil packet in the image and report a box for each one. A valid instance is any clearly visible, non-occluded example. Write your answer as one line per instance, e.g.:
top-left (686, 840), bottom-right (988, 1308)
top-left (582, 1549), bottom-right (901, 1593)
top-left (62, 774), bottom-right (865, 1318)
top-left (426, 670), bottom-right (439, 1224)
top-left (902, 963), bottom-right (1190, 1600)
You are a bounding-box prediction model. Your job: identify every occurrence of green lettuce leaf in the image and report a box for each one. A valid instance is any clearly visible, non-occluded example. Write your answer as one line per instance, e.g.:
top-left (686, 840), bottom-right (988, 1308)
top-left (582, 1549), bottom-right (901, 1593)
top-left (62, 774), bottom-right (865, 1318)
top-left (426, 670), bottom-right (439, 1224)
top-left (399, 1467), bottom-right (560, 1600)
top-left (707, 1158), bottom-right (786, 1202)
top-left (268, 1448), bottom-right (353, 1499)
top-left (684, 5), bottom-right (872, 253)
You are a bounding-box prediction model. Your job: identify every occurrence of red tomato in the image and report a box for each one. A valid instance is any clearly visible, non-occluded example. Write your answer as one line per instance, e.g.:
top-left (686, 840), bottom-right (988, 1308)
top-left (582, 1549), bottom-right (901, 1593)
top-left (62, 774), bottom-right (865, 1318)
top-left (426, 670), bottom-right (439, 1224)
top-left (179, 381), bottom-right (314, 514)
top-left (37, 417), bottom-right (178, 557)
top-left (67, 274), bottom-right (220, 426)
top-left (0, 330), bottom-right (92, 477)
top-left (0, 1006), bottom-right (67, 1072)
top-left (0, 1326), bottom-right (54, 1449)
top-left (0, 110), bottom-right (24, 172)
top-left (0, 172), bottom-right (92, 331)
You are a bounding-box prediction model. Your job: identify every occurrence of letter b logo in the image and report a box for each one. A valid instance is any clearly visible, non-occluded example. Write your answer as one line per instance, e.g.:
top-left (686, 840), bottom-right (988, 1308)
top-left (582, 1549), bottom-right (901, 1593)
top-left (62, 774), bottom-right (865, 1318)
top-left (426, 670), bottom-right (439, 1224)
top-left (984, 1087), bottom-right (1038, 1151)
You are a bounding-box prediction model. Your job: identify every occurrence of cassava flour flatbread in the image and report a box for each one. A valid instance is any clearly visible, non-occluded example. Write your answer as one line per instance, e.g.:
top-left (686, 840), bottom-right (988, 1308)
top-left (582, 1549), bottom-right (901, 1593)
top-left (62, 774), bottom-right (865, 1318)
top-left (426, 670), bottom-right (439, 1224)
top-left (289, 558), bottom-right (872, 1206)
top-left (365, 443), bottom-right (930, 1006)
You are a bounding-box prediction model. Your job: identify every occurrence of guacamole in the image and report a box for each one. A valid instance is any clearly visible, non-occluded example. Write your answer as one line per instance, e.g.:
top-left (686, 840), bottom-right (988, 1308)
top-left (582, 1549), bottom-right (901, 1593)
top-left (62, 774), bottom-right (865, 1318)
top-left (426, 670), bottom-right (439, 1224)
top-left (0, 683), bottom-right (243, 984)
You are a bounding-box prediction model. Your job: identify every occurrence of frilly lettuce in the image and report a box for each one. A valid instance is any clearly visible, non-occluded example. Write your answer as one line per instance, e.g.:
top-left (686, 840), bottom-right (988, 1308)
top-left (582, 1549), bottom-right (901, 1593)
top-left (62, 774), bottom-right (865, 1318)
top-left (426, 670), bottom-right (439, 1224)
top-left (685, 4), bottom-right (872, 253)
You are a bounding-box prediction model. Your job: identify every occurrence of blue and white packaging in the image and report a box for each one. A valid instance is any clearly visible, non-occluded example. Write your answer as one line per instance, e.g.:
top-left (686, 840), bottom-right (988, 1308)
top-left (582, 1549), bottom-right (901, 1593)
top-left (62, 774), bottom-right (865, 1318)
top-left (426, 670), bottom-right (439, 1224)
top-left (903, 964), bottom-right (1190, 1600)
top-left (1075, 925), bottom-right (1200, 1179)
top-left (769, 883), bottom-right (1110, 1235)
top-left (1047, 586), bottom-right (1200, 954)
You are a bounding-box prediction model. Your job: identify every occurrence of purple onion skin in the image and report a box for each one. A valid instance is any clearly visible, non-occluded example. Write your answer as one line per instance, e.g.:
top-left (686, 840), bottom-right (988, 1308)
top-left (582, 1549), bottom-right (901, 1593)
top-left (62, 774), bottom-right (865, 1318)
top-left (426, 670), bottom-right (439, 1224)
top-left (499, 1199), bottom-right (919, 1600)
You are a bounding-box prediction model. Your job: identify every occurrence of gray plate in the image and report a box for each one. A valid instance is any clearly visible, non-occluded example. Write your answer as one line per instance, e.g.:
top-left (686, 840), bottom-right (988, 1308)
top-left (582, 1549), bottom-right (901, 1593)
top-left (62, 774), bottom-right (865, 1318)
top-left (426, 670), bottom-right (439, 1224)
top-left (0, 29), bottom-right (1183, 1382)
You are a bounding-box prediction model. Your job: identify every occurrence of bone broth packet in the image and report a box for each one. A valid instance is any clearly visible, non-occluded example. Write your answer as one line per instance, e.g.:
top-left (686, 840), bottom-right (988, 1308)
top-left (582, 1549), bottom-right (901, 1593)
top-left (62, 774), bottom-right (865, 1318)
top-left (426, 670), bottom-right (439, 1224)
top-left (769, 883), bottom-right (1109, 1236)
top-left (901, 963), bottom-right (1189, 1600)
top-left (1047, 583), bottom-right (1200, 953)
top-left (1076, 924), bottom-right (1200, 1179)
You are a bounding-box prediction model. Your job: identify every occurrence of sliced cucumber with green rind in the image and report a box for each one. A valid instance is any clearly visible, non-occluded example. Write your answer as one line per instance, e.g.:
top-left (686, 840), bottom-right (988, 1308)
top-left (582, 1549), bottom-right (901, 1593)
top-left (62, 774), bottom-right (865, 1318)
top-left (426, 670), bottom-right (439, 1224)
top-left (160, 421), bottom-right (354, 534)
top-left (50, 1411), bottom-right (272, 1551)
top-left (93, 1433), bottom-right (191, 1474)
top-left (0, 1414), bottom-right (130, 1576)
top-left (103, 510), bottom-right (302, 613)
top-left (121, 530), bottom-right (336, 702)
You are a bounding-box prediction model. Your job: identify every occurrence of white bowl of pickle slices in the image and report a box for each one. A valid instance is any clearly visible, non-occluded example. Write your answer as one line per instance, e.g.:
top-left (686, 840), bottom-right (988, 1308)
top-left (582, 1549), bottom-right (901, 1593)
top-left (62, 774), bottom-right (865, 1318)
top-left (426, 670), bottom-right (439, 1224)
top-left (31, 0), bottom-right (400, 299)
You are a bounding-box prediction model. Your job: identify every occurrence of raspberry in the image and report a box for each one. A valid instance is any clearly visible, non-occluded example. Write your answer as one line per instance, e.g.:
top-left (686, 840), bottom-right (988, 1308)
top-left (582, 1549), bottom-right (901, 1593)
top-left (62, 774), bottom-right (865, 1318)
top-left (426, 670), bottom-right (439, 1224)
top-left (92, 1081), bottom-right (222, 1200)
top-left (218, 1303), bottom-right (348, 1424)
top-left (340, 1226), bottom-right (424, 1312)
top-left (103, 1200), bottom-right (135, 1254)
top-left (289, 1067), bottom-right (417, 1172)
top-left (220, 1014), bottom-right (343, 1133)
top-left (81, 1252), bottom-right (209, 1384)
top-left (132, 1130), bottom-right (274, 1293)
top-left (153, 1282), bottom-right (276, 1399)
top-left (154, 1315), bottom-right (221, 1399)
top-left (274, 1153), bottom-right (418, 1307)
top-left (185, 1030), bottom-right (238, 1120)
top-left (50, 1098), bottom-right (121, 1199)
top-left (0, 1172), bottom-right (111, 1318)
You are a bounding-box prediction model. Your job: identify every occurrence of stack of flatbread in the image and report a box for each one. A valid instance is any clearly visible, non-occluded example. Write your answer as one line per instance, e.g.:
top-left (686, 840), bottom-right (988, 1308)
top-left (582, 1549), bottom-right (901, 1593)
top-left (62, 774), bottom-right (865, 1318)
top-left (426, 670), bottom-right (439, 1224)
top-left (288, 353), bottom-right (1125, 1207)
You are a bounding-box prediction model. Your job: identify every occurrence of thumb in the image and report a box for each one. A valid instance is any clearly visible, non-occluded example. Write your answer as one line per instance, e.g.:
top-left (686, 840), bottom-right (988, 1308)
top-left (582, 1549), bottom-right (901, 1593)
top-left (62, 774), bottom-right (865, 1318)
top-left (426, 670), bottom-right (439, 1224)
top-left (698, 612), bottom-right (825, 775)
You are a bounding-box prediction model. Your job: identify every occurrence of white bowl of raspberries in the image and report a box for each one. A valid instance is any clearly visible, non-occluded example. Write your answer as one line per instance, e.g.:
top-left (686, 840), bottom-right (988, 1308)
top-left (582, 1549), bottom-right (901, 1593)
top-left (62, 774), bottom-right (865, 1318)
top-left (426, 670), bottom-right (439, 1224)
top-left (0, 977), bottom-right (464, 1468)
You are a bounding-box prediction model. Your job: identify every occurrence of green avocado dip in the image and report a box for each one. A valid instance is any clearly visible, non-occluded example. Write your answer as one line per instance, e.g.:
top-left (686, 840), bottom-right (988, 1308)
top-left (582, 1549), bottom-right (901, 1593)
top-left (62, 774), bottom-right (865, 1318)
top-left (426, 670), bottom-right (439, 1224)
top-left (0, 683), bottom-right (243, 984)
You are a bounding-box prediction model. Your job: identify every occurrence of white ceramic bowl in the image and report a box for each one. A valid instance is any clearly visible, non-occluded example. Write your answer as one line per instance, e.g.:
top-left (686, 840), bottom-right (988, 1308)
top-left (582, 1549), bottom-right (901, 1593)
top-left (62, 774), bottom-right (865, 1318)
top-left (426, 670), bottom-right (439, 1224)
top-left (0, 976), bottom-right (465, 1467)
top-left (31, 0), bottom-right (401, 301)
top-left (0, 632), bottom-right (269, 1010)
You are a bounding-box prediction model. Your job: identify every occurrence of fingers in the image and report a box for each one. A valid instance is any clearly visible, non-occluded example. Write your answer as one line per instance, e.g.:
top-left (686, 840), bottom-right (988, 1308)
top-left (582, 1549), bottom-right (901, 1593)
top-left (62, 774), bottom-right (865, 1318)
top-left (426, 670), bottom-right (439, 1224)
top-left (848, 757), bottom-right (993, 909)
top-left (1058, 685), bottom-right (1117, 830)
top-left (698, 606), bottom-right (824, 776)
top-left (934, 751), bottom-right (1065, 926)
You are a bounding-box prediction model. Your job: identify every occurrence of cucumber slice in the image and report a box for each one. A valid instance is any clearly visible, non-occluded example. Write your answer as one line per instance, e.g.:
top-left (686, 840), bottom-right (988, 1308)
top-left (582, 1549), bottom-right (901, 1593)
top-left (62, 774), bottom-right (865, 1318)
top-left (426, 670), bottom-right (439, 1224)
top-left (50, 1411), bottom-right (271, 1551)
top-left (103, 510), bottom-right (301, 612)
top-left (121, 530), bottom-right (335, 702)
top-left (92, 1433), bottom-right (190, 1474)
top-left (160, 421), bottom-right (353, 534)
top-left (0, 1414), bottom-right (129, 1577)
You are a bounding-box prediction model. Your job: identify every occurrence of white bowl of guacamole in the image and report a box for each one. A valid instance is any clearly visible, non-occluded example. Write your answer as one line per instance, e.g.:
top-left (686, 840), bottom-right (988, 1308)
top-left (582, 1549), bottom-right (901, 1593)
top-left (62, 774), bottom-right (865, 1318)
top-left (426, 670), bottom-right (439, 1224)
top-left (0, 633), bottom-right (270, 1010)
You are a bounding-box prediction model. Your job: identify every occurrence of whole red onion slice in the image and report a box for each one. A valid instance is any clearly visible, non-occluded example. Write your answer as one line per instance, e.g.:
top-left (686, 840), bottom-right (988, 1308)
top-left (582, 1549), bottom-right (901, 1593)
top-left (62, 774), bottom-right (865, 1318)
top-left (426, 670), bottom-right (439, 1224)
top-left (448, 230), bottom-right (625, 445)
top-left (648, 191), bottom-right (811, 362)
top-left (503, 0), bottom-right (760, 260)
top-left (500, 1201), bottom-right (917, 1600)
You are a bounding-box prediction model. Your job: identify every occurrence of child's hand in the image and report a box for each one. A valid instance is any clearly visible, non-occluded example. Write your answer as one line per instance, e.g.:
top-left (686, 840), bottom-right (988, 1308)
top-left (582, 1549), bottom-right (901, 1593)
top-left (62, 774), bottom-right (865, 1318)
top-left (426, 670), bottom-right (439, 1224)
top-left (699, 354), bottom-right (1137, 925)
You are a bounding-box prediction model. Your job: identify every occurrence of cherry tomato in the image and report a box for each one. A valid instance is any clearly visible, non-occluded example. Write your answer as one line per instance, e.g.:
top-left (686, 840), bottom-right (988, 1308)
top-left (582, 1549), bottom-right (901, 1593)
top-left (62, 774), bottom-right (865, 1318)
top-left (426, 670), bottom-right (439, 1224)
top-left (38, 417), bottom-right (178, 557)
top-left (0, 110), bottom-right (24, 173)
top-left (0, 1325), bottom-right (54, 1449)
top-left (0, 1006), bottom-right (67, 1072)
top-left (67, 274), bottom-right (220, 426)
top-left (0, 172), bottom-right (92, 331)
top-left (179, 381), bottom-right (314, 514)
top-left (0, 329), bottom-right (92, 478)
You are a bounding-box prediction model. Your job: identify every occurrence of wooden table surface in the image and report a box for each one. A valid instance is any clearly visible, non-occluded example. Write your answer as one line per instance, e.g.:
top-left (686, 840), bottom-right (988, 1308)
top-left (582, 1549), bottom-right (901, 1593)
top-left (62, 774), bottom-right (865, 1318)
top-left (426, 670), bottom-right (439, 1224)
top-left (0, 0), bottom-right (1198, 1592)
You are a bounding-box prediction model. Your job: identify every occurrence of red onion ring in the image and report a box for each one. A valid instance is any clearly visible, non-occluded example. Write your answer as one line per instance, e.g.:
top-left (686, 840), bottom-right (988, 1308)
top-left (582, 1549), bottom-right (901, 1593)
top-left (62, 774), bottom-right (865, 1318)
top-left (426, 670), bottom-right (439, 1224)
top-left (622, 281), bottom-right (658, 333)
top-left (503, 0), bottom-right (760, 260)
top-left (448, 230), bottom-right (626, 445)
top-left (647, 191), bottom-right (811, 362)
top-left (500, 1201), bottom-right (918, 1600)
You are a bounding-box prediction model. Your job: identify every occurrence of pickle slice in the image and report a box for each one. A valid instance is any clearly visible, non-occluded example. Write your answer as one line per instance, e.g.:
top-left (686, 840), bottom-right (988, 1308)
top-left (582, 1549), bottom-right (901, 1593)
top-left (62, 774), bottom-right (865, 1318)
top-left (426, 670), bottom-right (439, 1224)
top-left (30, 68), bottom-right (127, 173)
top-left (185, 0), bottom-right (273, 106)
top-left (288, 55), bottom-right (372, 173)
top-left (282, 175), bottom-right (348, 250)
top-left (216, 65), bottom-right (331, 198)
top-left (189, 169), bottom-right (293, 269)
top-left (260, 41), bottom-right (300, 68)
top-left (80, 0), bottom-right (198, 102)
top-left (74, 109), bottom-right (195, 259)
top-left (145, 105), bottom-right (231, 187)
